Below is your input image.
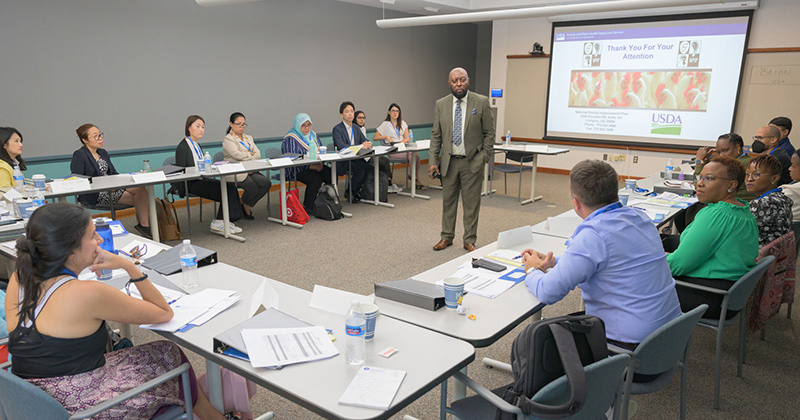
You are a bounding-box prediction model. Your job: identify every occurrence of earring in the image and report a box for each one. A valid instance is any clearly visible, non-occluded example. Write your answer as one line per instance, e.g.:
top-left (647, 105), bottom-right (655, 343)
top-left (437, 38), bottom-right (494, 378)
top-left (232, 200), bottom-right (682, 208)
top-left (727, 188), bottom-right (734, 193)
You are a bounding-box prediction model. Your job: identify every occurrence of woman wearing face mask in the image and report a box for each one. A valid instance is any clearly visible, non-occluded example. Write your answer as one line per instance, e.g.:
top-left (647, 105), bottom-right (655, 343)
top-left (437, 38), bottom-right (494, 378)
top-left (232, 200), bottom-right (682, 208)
top-left (222, 112), bottom-right (271, 220)
top-left (71, 124), bottom-right (152, 238)
top-left (745, 155), bottom-right (793, 247)
top-left (173, 115), bottom-right (243, 234)
top-left (0, 127), bottom-right (27, 189)
top-left (281, 113), bottom-right (332, 211)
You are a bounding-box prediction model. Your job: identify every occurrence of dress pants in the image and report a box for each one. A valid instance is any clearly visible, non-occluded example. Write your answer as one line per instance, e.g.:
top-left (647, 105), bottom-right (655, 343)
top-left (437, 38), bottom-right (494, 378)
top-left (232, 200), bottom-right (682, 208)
top-left (296, 166), bottom-right (332, 210)
top-left (346, 159), bottom-right (370, 198)
top-left (441, 156), bottom-right (483, 245)
top-left (675, 276), bottom-right (738, 320)
top-left (239, 172), bottom-right (271, 208)
top-left (186, 179), bottom-right (242, 222)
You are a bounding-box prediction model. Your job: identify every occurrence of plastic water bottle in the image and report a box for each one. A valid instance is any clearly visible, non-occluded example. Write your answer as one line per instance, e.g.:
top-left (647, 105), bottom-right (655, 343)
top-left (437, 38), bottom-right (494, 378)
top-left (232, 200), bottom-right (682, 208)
top-left (665, 158), bottom-right (674, 180)
top-left (309, 141), bottom-right (317, 160)
top-left (409, 129), bottom-right (414, 146)
top-left (12, 163), bottom-right (23, 192)
top-left (142, 159), bottom-right (151, 173)
top-left (32, 189), bottom-right (45, 207)
top-left (197, 154), bottom-right (206, 172)
top-left (180, 239), bottom-right (199, 289)
top-left (95, 220), bottom-right (114, 280)
top-left (203, 152), bottom-right (212, 173)
top-left (505, 130), bottom-right (511, 147)
top-left (345, 301), bottom-right (366, 365)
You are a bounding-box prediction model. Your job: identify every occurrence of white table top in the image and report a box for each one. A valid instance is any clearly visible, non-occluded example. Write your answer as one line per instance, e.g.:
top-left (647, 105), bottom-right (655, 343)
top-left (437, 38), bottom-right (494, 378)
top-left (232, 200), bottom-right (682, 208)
top-left (377, 234), bottom-right (567, 347)
top-left (493, 143), bottom-right (570, 155)
top-left (43, 171), bottom-right (201, 199)
top-left (152, 263), bottom-right (474, 420)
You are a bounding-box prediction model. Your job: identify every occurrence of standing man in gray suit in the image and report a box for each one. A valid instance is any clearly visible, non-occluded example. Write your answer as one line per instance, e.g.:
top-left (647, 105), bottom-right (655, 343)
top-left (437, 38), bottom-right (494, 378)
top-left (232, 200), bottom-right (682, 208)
top-left (429, 67), bottom-right (495, 252)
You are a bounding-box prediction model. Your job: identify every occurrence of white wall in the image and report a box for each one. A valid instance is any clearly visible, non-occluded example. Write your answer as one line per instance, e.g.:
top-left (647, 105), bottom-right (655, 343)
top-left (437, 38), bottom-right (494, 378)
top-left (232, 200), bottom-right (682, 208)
top-left (490, 0), bottom-right (800, 176)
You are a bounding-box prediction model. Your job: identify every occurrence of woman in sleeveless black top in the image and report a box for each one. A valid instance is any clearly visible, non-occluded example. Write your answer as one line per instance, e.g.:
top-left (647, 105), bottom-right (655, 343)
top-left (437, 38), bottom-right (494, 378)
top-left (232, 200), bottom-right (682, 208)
top-left (3, 203), bottom-right (230, 420)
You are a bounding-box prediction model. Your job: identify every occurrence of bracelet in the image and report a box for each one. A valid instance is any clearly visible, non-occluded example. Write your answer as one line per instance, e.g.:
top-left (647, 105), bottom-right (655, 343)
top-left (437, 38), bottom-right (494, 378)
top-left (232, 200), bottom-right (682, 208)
top-left (129, 273), bottom-right (148, 283)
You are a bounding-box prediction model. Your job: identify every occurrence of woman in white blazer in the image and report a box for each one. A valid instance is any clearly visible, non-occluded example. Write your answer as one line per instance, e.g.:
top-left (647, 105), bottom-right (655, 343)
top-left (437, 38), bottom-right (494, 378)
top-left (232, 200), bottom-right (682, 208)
top-left (222, 112), bottom-right (271, 219)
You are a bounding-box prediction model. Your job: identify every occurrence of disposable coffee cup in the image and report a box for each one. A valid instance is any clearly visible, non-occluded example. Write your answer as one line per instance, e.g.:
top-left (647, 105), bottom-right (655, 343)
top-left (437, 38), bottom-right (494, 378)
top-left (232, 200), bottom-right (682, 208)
top-left (625, 179), bottom-right (636, 190)
top-left (14, 198), bottom-right (34, 219)
top-left (619, 192), bottom-right (630, 206)
top-left (319, 146), bottom-right (327, 154)
top-left (32, 174), bottom-right (46, 190)
top-left (355, 303), bottom-right (379, 341)
top-left (443, 277), bottom-right (466, 309)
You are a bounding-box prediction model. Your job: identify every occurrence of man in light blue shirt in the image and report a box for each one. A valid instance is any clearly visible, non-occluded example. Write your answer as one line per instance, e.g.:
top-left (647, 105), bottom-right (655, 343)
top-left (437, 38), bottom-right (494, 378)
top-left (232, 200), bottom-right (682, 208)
top-left (522, 160), bottom-right (681, 345)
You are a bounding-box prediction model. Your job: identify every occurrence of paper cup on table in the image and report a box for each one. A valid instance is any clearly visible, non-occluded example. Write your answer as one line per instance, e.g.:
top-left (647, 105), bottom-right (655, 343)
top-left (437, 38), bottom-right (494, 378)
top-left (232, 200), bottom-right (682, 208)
top-left (443, 277), bottom-right (466, 309)
top-left (32, 174), bottom-right (46, 190)
top-left (14, 198), bottom-right (34, 219)
top-left (355, 303), bottom-right (379, 341)
top-left (319, 146), bottom-right (327, 155)
top-left (625, 179), bottom-right (636, 190)
top-left (618, 192), bottom-right (630, 206)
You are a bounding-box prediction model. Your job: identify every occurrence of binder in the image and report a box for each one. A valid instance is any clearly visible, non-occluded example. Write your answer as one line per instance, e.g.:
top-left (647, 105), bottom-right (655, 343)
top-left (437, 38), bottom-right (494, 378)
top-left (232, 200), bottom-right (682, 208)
top-left (374, 279), bottom-right (445, 311)
top-left (213, 307), bottom-right (311, 362)
top-left (142, 243), bottom-right (217, 275)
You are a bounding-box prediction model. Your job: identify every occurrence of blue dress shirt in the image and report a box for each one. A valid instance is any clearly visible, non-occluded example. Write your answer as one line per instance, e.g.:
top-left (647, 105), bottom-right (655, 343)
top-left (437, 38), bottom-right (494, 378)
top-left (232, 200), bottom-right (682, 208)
top-left (524, 203), bottom-right (682, 343)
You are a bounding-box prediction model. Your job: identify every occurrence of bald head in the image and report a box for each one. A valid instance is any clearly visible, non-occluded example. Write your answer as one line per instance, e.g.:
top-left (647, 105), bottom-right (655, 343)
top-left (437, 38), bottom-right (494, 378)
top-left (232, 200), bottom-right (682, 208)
top-left (756, 125), bottom-right (782, 149)
top-left (448, 67), bottom-right (470, 99)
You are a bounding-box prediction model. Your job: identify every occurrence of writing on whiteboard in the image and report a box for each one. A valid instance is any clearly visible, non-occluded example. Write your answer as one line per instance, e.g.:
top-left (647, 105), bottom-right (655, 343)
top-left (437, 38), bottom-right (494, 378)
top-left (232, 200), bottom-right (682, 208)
top-left (750, 65), bottom-right (800, 85)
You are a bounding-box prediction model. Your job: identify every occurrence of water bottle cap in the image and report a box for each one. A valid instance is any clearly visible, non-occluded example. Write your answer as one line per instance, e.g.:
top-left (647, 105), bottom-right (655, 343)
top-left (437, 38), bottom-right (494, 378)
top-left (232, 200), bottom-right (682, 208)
top-left (183, 239), bottom-right (191, 244)
top-left (95, 220), bottom-right (110, 229)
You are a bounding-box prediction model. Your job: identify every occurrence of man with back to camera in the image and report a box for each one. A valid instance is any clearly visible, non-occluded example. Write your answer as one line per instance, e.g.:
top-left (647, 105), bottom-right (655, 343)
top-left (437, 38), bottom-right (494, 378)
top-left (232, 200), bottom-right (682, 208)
top-left (753, 125), bottom-right (792, 186)
top-left (332, 101), bottom-right (372, 203)
top-left (428, 67), bottom-right (495, 252)
top-left (521, 159), bottom-right (682, 348)
top-left (770, 116), bottom-right (794, 157)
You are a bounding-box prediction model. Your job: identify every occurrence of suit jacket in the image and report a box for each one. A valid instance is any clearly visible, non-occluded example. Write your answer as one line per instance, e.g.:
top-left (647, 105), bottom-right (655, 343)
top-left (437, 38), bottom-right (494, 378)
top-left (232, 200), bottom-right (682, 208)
top-left (223, 132), bottom-right (261, 182)
top-left (172, 138), bottom-right (200, 197)
top-left (332, 121), bottom-right (368, 151)
top-left (430, 91), bottom-right (495, 177)
top-left (70, 146), bottom-right (119, 206)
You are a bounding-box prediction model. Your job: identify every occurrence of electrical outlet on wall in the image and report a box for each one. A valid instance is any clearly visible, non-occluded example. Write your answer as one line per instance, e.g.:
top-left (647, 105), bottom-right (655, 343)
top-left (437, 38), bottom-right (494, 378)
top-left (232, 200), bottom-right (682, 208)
top-left (633, 156), bottom-right (639, 163)
top-left (603, 154), bottom-right (608, 161)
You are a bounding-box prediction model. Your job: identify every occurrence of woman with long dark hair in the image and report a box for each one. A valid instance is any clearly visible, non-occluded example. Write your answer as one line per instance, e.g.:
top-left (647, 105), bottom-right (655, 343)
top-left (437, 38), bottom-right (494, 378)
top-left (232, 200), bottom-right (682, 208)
top-left (3, 203), bottom-right (230, 419)
top-left (0, 127), bottom-right (26, 188)
top-left (222, 112), bottom-right (270, 219)
top-left (373, 103), bottom-right (424, 190)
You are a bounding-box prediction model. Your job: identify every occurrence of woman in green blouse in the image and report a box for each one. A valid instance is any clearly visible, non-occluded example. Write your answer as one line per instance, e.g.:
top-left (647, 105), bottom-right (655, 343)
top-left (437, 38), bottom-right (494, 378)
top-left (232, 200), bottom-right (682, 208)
top-left (667, 155), bottom-right (758, 319)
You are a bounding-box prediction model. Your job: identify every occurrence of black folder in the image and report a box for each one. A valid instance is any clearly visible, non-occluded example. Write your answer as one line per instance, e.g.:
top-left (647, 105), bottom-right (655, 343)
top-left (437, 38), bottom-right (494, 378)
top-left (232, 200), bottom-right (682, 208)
top-left (142, 244), bottom-right (217, 275)
top-left (374, 279), bottom-right (445, 311)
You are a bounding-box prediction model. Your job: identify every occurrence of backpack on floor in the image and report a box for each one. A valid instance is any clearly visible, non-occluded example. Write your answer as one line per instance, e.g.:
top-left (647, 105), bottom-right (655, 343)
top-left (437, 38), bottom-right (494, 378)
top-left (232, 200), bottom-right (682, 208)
top-left (155, 197), bottom-right (182, 241)
top-left (496, 315), bottom-right (609, 420)
top-left (314, 183), bottom-right (343, 220)
top-left (361, 169), bottom-right (389, 203)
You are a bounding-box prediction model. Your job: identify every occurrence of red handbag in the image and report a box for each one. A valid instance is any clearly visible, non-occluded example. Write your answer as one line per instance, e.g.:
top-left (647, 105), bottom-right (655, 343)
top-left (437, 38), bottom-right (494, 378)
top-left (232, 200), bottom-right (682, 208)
top-left (279, 188), bottom-right (310, 225)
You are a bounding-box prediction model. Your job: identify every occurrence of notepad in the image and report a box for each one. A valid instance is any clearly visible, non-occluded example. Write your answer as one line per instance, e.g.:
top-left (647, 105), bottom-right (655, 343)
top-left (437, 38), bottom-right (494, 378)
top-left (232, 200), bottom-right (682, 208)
top-left (339, 366), bottom-right (406, 410)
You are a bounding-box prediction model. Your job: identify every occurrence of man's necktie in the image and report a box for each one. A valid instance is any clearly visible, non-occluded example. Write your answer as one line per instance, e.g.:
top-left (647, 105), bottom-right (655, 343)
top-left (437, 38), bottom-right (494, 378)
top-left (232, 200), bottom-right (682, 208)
top-left (453, 99), bottom-right (463, 147)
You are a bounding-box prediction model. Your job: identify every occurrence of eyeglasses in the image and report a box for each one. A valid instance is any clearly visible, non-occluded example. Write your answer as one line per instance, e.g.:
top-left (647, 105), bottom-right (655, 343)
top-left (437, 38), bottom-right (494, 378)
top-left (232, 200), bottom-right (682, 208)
top-left (698, 175), bottom-right (733, 183)
top-left (356, 116), bottom-right (366, 119)
top-left (232, 123), bottom-right (247, 128)
top-left (389, 109), bottom-right (400, 113)
top-left (745, 171), bottom-right (775, 180)
top-left (752, 135), bottom-right (775, 141)
top-left (92, 132), bottom-right (104, 140)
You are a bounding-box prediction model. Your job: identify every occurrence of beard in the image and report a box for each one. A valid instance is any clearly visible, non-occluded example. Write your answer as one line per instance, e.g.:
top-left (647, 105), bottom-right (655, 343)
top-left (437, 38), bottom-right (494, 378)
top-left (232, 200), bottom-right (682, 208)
top-left (451, 87), bottom-right (468, 99)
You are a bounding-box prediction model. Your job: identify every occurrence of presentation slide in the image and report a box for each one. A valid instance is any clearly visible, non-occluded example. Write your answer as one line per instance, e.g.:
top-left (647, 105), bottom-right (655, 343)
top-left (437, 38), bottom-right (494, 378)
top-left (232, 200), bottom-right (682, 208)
top-left (545, 12), bottom-right (751, 148)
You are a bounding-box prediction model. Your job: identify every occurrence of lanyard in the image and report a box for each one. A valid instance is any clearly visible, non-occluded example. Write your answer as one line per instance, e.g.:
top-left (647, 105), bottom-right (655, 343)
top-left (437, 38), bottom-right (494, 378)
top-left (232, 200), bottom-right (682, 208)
top-left (348, 125), bottom-right (354, 145)
top-left (393, 122), bottom-right (403, 139)
top-left (758, 188), bottom-right (781, 200)
top-left (594, 202), bottom-right (623, 217)
top-left (186, 137), bottom-right (203, 161)
top-left (769, 147), bottom-right (779, 156)
top-left (61, 268), bottom-right (77, 277)
top-left (239, 139), bottom-right (252, 152)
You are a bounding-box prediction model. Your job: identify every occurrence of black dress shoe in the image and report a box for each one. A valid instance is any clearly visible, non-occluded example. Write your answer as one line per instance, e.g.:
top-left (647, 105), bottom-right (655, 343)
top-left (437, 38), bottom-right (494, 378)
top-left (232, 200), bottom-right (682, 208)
top-left (242, 211), bottom-right (255, 220)
top-left (134, 224), bottom-right (152, 239)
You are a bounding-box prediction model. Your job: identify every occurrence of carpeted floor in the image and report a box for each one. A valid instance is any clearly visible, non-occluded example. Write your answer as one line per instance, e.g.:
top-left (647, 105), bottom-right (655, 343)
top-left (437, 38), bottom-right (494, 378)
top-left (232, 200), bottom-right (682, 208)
top-left (123, 169), bottom-right (800, 420)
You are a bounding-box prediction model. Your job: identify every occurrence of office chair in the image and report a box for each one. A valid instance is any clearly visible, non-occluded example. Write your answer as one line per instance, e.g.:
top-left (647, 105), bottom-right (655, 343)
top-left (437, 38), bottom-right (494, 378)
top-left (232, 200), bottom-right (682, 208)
top-left (490, 150), bottom-right (534, 203)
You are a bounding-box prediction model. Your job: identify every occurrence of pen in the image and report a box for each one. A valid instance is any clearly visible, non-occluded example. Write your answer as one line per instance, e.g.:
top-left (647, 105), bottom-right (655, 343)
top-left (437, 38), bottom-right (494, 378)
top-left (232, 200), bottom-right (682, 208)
top-left (513, 254), bottom-right (523, 260)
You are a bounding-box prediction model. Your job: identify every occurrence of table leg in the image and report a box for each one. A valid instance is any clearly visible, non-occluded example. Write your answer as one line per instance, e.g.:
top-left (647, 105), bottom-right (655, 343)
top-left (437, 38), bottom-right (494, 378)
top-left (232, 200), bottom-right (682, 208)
top-left (398, 151), bottom-right (429, 199)
top-left (481, 162), bottom-right (496, 197)
top-left (453, 366), bottom-right (467, 400)
top-left (331, 162), bottom-right (352, 218)
top-left (205, 359), bottom-right (224, 413)
top-left (268, 168), bottom-right (303, 229)
top-left (521, 154), bottom-right (542, 205)
top-left (146, 185), bottom-right (159, 243)
top-left (210, 177), bottom-right (246, 242)
top-left (361, 157), bottom-right (394, 208)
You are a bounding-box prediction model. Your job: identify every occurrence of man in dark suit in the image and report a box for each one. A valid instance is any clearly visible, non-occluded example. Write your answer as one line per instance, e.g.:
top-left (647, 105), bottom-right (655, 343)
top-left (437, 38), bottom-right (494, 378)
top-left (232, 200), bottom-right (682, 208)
top-left (429, 67), bottom-right (495, 252)
top-left (332, 101), bottom-right (373, 202)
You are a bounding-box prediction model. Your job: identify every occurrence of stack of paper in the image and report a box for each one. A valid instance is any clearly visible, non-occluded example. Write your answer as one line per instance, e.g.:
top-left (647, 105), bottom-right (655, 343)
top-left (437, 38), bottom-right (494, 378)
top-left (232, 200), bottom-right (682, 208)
top-left (138, 288), bottom-right (239, 332)
top-left (241, 326), bottom-right (338, 368)
top-left (339, 366), bottom-right (406, 410)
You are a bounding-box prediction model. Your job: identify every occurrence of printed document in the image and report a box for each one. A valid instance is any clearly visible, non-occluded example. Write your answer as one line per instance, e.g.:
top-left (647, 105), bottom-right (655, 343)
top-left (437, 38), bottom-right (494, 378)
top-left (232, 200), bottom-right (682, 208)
top-left (241, 326), bottom-right (339, 368)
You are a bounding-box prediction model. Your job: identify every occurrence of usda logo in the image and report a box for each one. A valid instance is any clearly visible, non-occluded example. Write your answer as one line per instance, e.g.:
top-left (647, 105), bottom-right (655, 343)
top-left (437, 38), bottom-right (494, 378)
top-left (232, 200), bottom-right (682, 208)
top-left (651, 114), bottom-right (682, 135)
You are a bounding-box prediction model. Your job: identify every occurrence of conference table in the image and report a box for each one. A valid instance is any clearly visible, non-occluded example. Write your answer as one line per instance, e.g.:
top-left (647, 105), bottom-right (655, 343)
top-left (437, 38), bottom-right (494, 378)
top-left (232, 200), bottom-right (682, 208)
top-left (395, 141), bottom-right (431, 201)
top-left (490, 143), bottom-right (570, 204)
top-left (42, 171), bottom-right (201, 243)
top-left (152, 263), bottom-right (474, 420)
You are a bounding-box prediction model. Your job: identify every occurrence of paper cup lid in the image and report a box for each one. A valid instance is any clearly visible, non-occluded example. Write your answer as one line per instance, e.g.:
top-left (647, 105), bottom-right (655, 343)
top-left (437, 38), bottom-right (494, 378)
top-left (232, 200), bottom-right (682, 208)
top-left (32, 174), bottom-right (46, 179)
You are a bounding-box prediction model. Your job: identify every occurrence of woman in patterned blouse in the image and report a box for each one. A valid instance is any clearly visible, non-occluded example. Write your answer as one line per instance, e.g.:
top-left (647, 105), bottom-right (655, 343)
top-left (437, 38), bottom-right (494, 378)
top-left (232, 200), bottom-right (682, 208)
top-left (745, 154), bottom-right (794, 247)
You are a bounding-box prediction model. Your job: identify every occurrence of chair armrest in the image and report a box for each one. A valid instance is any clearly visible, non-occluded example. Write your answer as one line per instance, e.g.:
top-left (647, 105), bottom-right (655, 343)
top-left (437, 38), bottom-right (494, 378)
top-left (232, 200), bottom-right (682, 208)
top-left (0, 336), bottom-right (7, 346)
top-left (1, 361), bottom-right (10, 370)
top-left (606, 343), bottom-right (634, 356)
top-left (452, 371), bottom-right (523, 417)
top-left (674, 280), bottom-right (729, 295)
top-left (69, 363), bottom-right (191, 420)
